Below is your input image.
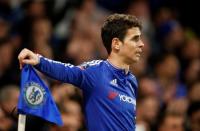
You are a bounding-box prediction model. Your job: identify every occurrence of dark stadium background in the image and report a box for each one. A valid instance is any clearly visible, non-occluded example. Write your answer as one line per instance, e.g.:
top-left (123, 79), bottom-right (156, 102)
top-left (0, 0), bottom-right (200, 131)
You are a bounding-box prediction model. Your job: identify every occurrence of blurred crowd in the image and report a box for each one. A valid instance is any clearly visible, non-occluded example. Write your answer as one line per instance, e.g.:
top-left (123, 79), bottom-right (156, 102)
top-left (0, 0), bottom-right (200, 131)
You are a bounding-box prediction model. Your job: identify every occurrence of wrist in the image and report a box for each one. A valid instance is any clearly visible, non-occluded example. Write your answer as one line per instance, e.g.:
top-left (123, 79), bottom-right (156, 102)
top-left (36, 54), bottom-right (42, 65)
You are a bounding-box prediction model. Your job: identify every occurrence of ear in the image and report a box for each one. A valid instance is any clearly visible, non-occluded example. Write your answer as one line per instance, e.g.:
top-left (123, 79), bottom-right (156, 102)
top-left (112, 38), bottom-right (121, 50)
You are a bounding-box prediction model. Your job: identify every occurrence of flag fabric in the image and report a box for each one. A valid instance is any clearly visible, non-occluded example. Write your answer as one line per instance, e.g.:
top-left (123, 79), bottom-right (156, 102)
top-left (17, 64), bottom-right (63, 126)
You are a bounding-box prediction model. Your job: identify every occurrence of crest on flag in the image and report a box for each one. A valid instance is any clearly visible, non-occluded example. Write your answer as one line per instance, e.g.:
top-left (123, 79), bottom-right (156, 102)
top-left (24, 82), bottom-right (46, 107)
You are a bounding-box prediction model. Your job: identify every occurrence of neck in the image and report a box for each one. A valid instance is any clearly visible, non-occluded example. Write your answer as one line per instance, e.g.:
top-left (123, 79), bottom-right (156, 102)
top-left (107, 52), bottom-right (130, 73)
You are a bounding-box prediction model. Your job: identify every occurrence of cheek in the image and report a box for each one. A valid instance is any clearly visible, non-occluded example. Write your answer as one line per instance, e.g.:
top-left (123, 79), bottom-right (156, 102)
top-left (129, 42), bottom-right (137, 49)
top-left (128, 46), bottom-right (137, 54)
top-left (125, 42), bottom-right (135, 49)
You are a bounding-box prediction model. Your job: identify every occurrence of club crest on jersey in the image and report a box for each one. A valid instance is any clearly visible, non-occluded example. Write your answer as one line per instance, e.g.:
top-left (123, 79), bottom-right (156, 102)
top-left (23, 82), bottom-right (46, 108)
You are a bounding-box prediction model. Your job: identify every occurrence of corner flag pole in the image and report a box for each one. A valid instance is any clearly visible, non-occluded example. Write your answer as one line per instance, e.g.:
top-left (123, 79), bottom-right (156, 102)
top-left (18, 114), bottom-right (26, 131)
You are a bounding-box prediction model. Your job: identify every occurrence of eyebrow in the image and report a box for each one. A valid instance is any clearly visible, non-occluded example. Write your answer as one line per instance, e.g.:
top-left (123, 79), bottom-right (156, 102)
top-left (131, 35), bottom-right (141, 40)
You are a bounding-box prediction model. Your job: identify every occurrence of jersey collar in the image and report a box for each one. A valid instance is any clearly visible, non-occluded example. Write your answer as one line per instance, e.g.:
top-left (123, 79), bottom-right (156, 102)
top-left (105, 60), bottom-right (131, 76)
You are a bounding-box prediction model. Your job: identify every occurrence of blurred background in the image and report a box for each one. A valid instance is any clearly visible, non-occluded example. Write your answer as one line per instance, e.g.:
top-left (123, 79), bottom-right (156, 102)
top-left (0, 0), bottom-right (200, 131)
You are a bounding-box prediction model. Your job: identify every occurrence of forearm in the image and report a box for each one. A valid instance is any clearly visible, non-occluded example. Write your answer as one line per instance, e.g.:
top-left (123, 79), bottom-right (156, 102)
top-left (35, 56), bottom-right (84, 86)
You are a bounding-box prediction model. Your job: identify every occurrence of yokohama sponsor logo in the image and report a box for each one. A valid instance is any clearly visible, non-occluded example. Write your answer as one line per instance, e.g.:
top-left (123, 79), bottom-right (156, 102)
top-left (119, 94), bottom-right (135, 105)
top-left (108, 91), bottom-right (136, 105)
top-left (108, 92), bottom-right (118, 100)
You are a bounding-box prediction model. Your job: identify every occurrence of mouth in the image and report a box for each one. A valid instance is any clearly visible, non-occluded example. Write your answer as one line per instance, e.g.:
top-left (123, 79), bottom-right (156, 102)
top-left (136, 53), bottom-right (141, 57)
top-left (136, 50), bottom-right (142, 57)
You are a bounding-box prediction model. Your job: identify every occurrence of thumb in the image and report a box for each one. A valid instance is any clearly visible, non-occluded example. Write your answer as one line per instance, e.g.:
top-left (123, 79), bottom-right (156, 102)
top-left (22, 59), bottom-right (37, 65)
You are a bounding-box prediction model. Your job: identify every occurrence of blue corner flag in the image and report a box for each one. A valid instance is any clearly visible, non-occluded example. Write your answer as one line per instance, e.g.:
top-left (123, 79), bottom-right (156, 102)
top-left (17, 64), bottom-right (63, 126)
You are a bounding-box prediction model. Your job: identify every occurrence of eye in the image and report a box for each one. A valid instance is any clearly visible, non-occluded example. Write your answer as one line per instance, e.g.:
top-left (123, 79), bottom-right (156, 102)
top-left (132, 35), bottom-right (140, 42)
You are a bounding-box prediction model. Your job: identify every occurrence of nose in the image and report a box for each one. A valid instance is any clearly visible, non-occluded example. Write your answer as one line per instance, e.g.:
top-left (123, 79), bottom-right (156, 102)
top-left (139, 41), bottom-right (144, 48)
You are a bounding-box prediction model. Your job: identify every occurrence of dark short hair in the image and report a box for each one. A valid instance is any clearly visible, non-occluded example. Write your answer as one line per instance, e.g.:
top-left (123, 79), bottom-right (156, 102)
top-left (101, 13), bottom-right (142, 54)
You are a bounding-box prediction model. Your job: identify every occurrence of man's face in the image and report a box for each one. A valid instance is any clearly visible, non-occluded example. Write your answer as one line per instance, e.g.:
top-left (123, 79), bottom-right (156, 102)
top-left (118, 27), bottom-right (144, 64)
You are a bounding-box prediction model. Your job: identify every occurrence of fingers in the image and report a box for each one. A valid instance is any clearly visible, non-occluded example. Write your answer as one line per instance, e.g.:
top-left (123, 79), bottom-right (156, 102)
top-left (22, 59), bottom-right (35, 65)
top-left (18, 48), bottom-right (29, 61)
top-left (19, 63), bottom-right (23, 70)
top-left (18, 48), bottom-right (35, 69)
top-left (18, 48), bottom-right (28, 69)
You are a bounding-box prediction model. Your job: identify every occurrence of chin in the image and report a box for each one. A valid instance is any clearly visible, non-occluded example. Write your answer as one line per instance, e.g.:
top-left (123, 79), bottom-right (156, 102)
top-left (129, 59), bottom-right (139, 65)
top-left (127, 56), bottom-right (140, 64)
top-left (131, 58), bottom-right (139, 64)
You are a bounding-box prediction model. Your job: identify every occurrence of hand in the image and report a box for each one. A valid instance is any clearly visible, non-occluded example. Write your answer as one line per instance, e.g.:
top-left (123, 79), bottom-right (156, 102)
top-left (18, 48), bottom-right (40, 69)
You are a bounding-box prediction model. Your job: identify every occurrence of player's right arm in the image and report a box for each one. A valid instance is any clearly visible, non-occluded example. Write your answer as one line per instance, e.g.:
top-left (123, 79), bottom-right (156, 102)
top-left (18, 48), bottom-right (86, 88)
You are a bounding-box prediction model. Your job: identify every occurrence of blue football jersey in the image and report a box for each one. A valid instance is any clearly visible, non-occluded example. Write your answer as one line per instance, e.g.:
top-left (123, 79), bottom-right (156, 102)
top-left (35, 57), bottom-right (138, 131)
